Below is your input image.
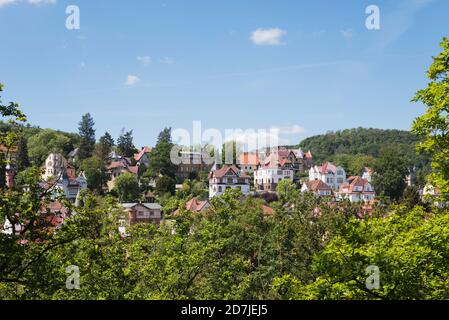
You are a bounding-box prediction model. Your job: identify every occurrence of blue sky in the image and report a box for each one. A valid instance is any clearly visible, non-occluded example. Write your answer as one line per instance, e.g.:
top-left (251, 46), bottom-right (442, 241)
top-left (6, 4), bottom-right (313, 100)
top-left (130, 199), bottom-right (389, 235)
top-left (0, 0), bottom-right (448, 148)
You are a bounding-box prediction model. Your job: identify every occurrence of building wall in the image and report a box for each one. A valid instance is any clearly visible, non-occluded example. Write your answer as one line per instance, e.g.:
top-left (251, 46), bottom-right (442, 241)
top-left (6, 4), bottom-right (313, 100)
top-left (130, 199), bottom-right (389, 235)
top-left (254, 168), bottom-right (294, 191)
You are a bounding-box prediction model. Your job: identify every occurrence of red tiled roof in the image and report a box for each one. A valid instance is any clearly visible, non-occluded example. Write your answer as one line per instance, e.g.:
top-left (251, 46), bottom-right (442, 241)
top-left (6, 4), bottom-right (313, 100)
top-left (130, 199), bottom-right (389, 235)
top-left (305, 180), bottom-right (332, 192)
top-left (262, 154), bottom-right (292, 169)
top-left (339, 177), bottom-right (373, 194)
top-left (319, 162), bottom-right (337, 174)
top-left (210, 165), bottom-right (249, 178)
top-left (40, 201), bottom-right (70, 215)
top-left (239, 153), bottom-right (260, 166)
top-left (107, 161), bottom-right (128, 170)
top-left (185, 198), bottom-right (209, 212)
top-left (129, 166), bottom-right (139, 175)
top-left (305, 151), bottom-right (313, 159)
top-left (134, 147), bottom-right (152, 161)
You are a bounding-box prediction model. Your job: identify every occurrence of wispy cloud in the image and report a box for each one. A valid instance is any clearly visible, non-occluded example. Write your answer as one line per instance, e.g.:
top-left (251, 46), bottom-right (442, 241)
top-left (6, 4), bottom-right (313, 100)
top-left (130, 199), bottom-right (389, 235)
top-left (125, 75), bottom-right (140, 86)
top-left (250, 28), bottom-right (287, 46)
top-left (0, 0), bottom-right (19, 7)
top-left (137, 56), bottom-right (151, 66)
top-left (372, 0), bottom-right (434, 50)
top-left (207, 60), bottom-right (350, 80)
top-left (28, 0), bottom-right (56, 5)
top-left (0, 0), bottom-right (56, 7)
top-left (160, 57), bottom-right (175, 65)
top-left (277, 125), bottom-right (305, 135)
top-left (340, 29), bottom-right (355, 39)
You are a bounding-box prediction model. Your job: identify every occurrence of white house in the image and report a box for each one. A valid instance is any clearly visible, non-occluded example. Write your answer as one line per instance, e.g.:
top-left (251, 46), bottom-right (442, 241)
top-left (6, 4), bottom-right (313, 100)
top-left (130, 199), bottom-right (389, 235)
top-left (209, 165), bottom-right (250, 198)
top-left (42, 154), bottom-right (88, 203)
top-left (254, 156), bottom-right (294, 192)
top-left (309, 162), bottom-right (346, 191)
top-left (301, 180), bottom-right (333, 197)
top-left (361, 167), bottom-right (375, 183)
top-left (42, 153), bottom-right (69, 181)
top-left (337, 176), bottom-right (375, 203)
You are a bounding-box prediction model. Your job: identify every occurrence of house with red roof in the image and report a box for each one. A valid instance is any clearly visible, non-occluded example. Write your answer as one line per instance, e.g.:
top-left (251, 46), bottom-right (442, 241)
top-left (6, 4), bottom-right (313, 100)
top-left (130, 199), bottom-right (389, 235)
top-left (309, 162), bottom-right (346, 191)
top-left (173, 197), bottom-right (211, 216)
top-left (336, 176), bottom-right (375, 203)
top-left (265, 147), bottom-right (313, 176)
top-left (238, 152), bottom-right (261, 174)
top-left (2, 201), bottom-right (71, 236)
top-left (301, 180), bottom-right (333, 197)
top-left (209, 165), bottom-right (250, 198)
top-left (119, 203), bottom-right (163, 236)
top-left (107, 158), bottom-right (139, 191)
top-left (134, 146), bottom-right (152, 167)
top-left (254, 154), bottom-right (295, 192)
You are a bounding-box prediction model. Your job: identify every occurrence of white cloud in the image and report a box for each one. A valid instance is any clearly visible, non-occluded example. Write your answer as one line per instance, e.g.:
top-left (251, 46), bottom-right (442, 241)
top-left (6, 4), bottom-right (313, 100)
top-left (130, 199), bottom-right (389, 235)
top-left (276, 125), bottom-right (305, 135)
top-left (160, 57), bottom-right (175, 65)
top-left (340, 29), bottom-right (355, 39)
top-left (28, 0), bottom-right (56, 4)
top-left (137, 56), bottom-right (151, 66)
top-left (0, 0), bottom-right (56, 7)
top-left (125, 75), bottom-right (140, 86)
top-left (250, 28), bottom-right (287, 46)
top-left (0, 0), bottom-right (19, 7)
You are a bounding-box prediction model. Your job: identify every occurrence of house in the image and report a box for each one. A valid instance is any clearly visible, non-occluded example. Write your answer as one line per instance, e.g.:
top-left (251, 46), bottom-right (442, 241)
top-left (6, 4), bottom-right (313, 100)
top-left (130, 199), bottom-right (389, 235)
top-left (238, 152), bottom-right (260, 174)
top-left (176, 150), bottom-right (214, 180)
top-left (119, 203), bottom-right (163, 235)
top-left (2, 201), bottom-right (70, 236)
top-left (42, 153), bottom-right (68, 181)
top-left (208, 165), bottom-right (250, 198)
top-left (134, 146), bottom-right (152, 167)
top-left (108, 151), bottom-right (129, 163)
top-left (254, 155), bottom-right (294, 192)
top-left (67, 148), bottom-right (81, 165)
top-left (42, 154), bottom-right (87, 203)
top-left (422, 183), bottom-right (449, 207)
top-left (174, 197), bottom-right (211, 216)
top-left (185, 198), bottom-right (210, 212)
top-left (337, 176), bottom-right (375, 203)
top-left (106, 159), bottom-right (139, 191)
top-left (309, 162), bottom-right (346, 191)
top-left (301, 180), bottom-right (333, 197)
top-left (423, 183), bottom-right (440, 198)
top-left (361, 167), bottom-right (375, 183)
top-left (265, 147), bottom-right (313, 176)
